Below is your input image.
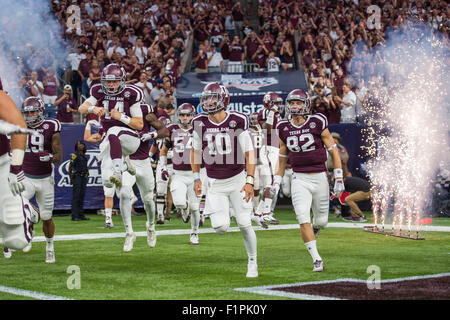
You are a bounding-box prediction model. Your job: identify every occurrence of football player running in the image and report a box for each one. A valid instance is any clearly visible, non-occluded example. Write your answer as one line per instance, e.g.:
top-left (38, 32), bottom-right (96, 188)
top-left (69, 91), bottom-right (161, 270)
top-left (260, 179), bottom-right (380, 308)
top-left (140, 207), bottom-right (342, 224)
top-left (150, 116), bottom-right (174, 224)
top-left (20, 97), bottom-right (63, 263)
top-left (255, 92), bottom-right (283, 225)
top-left (190, 83), bottom-right (259, 278)
top-left (160, 103), bottom-right (201, 245)
top-left (248, 112), bottom-right (268, 229)
top-left (271, 89), bottom-right (345, 272)
top-left (119, 104), bottom-right (170, 251)
top-left (0, 87), bottom-right (40, 258)
top-left (78, 63), bottom-right (144, 189)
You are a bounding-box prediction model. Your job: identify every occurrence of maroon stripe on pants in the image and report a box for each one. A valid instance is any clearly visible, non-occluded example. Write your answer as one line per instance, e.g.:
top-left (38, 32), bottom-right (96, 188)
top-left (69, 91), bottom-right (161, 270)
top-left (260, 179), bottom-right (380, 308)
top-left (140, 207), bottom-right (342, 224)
top-left (21, 197), bottom-right (32, 243)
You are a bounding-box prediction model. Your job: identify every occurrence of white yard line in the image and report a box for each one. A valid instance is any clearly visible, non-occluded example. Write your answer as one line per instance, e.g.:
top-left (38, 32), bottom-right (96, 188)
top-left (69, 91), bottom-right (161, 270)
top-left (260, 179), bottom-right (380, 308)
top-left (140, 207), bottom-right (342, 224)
top-left (1, 222), bottom-right (448, 244)
top-left (234, 272), bottom-right (450, 300)
top-left (0, 285), bottom-right (73, 300)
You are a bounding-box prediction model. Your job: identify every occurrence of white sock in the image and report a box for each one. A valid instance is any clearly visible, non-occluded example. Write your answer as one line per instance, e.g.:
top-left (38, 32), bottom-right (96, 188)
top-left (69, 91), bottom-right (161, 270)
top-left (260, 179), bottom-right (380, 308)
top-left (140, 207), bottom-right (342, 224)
top-left (305, 240), bottom-right (321, 262)
top-left (120, 187), bottom-right (134, 234)
top-left (144, 200), bottom-right (155, 229)
top-left (252, 193), bottom-right (260, 212)
top-left (240, 226), bottom-right (257, 263)
top-left (255, 199), bottom-right (264, 215)
top-left (263, 197), bottom-right (272, 213)
top-left (105, 208), bottom-right (112, 220)
top-left (191, 209), bottom-right (200, 233)
top-left (46, 237), bottom-right (54, 251)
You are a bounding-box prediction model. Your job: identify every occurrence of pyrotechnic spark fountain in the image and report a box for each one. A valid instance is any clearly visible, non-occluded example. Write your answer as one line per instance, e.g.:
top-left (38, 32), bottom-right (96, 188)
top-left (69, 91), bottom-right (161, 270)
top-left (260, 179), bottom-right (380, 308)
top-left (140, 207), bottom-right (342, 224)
top-left (356, 22), bottom-right (449, 239)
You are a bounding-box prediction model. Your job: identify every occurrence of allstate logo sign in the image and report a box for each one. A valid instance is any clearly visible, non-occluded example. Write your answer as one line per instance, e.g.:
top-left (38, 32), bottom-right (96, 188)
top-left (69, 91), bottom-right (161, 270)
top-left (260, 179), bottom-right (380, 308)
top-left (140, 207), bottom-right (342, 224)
top-left (57, 149), bottom-right (103, 187)
top-left (201, 75), bottom-right (278, 92)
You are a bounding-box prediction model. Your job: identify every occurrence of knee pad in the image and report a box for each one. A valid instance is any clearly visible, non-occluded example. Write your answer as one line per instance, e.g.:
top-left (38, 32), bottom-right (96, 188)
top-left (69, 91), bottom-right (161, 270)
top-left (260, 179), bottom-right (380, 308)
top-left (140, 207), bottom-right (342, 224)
top-left (40, 195), bottom-right (54, 221)
top-left (4, 233), bottom-right (30, 251)
top-left (142, 191), bottom-right (154, 204)
top-left (0, 197), bottom-right (25, 225)
top-left (103, 186), bottom-right (116, 198)
top-left (214, 224), bottom-right (229, 235)
top-left (119, 186), bottom-right (133, 200)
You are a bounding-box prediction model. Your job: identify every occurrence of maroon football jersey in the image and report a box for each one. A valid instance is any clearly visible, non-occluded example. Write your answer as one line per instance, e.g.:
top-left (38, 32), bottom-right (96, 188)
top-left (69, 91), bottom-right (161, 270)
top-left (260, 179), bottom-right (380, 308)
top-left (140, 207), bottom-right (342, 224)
top-left (249, 125), bottom-right (263, 165)
top-left (130, 104), bottom-right (154, 160)
top-left (258, 108), bottom-right (281, 148)
top-left (276, 113), bottom-right (328, 173)
top-left (192, 111), bottom-right (249, 179)
top-left (168, 123), bottom-right (193, 171)
top-left (0, 134), bottom-right (10, 157)
top-left (23, 119), bottom-right (61, 176)
top-left (88, 83), bottom-right (143, 132)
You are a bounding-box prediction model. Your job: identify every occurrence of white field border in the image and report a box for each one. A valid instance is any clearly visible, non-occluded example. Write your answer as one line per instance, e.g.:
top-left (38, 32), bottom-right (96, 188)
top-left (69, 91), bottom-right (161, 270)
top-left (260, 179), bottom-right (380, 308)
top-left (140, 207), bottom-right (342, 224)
top-left (0, 222), bottom-right (448, 244)
top-left (234, 272), bottom-right (450, 300)
top-left (0, 285), bottom-right (74, 300)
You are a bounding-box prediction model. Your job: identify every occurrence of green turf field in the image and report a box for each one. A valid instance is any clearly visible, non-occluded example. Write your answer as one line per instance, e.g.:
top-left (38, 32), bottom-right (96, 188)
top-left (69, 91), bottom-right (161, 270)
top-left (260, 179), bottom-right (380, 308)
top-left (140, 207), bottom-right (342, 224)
top-left (0, 209), bottom-right (449, 300)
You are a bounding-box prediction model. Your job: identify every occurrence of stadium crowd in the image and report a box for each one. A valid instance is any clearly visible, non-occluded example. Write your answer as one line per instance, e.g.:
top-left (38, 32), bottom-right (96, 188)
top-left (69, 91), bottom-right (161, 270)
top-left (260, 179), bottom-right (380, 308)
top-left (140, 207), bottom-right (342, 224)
top-left (0, 0), bottom-right (448, 126)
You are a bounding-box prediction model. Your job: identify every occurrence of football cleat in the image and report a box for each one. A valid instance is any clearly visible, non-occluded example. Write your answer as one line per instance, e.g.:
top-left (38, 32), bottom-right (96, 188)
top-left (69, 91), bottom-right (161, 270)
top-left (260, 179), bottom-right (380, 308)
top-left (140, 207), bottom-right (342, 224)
top-left (343, 216), bottom-right (353, 221)
top-left (190, 233), bottom-right (199, 245)
top-left (124, 156), bottom-right (136, 175)
top-left (146, 221), bottom-right (157, 248)
top-left (313, 260), bottom-right (324, 272)
top-left (156, 216), bottom-right (165, 224)
top-left (104, 217), bottom-right (114, 229)
top-left (123, 232), bottom-right (136, 252)
top-left (251, 213), bottom-right (268, 229)
top-left (246, 262), bottom-right (258, 278)
top-left (109, 171), bottom-right (122, 188)
top-left (262, 213), bottom-right (280, 225)
top-left (3, 246), bottom-right (12, 259)
top-left (46, 250), bottom-right (56, 263)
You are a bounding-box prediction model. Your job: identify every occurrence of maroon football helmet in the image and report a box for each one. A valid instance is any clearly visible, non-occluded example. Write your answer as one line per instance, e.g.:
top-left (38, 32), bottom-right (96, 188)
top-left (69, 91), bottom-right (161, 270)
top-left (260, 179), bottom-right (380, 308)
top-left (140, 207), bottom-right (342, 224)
top-left (177, 103), bottom-right (195, 127)
top-left (285, 89), bottom-right (311, 116)
top-left (101, 63), bottom-right (126, 95)
top-left (263, 92), bottom-right (283, 112)
top-left (21, 96), bottom-right (45, 127)
top-left (158, 116), bottom-right (171, 127)
top-left (200, 82), bottom-right (229, 113)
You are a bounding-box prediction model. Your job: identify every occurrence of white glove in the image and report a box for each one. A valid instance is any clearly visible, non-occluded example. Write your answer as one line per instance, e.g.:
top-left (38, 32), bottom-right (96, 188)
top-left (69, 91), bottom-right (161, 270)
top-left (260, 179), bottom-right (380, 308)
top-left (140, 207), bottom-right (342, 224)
top-left (9, 165), bottom-right (25, 196)
top-left (140, 131), bottom-right (157, 142)
top-left (38, 151), bottom-right (53, 162)
top-left (333, 168), bottom-right (345, 195)
top-left (270, 175), bottom-right (282, 197)
top-left (0, 119), bottom-right (35, 135)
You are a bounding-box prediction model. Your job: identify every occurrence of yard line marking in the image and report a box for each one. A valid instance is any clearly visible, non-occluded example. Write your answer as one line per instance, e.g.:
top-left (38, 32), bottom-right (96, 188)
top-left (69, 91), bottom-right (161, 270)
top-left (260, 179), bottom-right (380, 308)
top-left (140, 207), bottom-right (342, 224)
top-left (1, 223), bottom-right (448, 244)
top-left (234, 272), bottom-right (450, 300)
top-left (0, 285), bottom-right (74, 300)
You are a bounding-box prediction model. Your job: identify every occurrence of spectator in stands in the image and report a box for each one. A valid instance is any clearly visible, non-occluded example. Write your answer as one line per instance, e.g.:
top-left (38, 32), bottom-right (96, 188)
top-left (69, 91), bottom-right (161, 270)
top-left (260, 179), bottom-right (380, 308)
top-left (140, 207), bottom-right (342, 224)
top-left (136, 72), bottom-right (153, 106)
top-left (149, 78), bottom-right (165, 108)
top-left (193, 43), bottom-right (208, 73)
top-left (78, 50), bottom-right (94, 99)
top-left (280, 39), bottom-right (294, 71)
top-left (231, 2), bottom-right (245, 37)
top-left (107, 36), bottom-right (126, 59)
top-left (54, 85), bottom-right (78, 123)
top-left (207, 44), bottom-right (223, 73)
top-left (335, 79), bottom-right (357, 123)
top-left (228, 35), bottom-right (245, 73)
top-left (28, 71), bottom-right (44, 100)
top-left (224, 9), bottom-right (236, 38)
top-left (88, 58), bottom-right (102, 89)
top-left (243, 31), bottom-right (261, 64)
top-left (219, 33), bottom-right (231, 69)
top-left (133, 37), bottom-right (148, 65)
top-left (252, 44), bottom-right (269, 72)
top-left (42, 69), bottom-right (60, 106)
top-left (266, 51), bottom-right (281, 72)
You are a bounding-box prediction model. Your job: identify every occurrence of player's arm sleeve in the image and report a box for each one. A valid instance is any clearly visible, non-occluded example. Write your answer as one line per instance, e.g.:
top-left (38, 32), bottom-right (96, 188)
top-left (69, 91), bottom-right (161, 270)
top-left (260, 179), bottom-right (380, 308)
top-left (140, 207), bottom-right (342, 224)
top-left (130, 102), bottom-right (143, 118)
top-left (192, 130), bottom-right (202, 151)
top-left (238, 130), bottom-right (254, 153)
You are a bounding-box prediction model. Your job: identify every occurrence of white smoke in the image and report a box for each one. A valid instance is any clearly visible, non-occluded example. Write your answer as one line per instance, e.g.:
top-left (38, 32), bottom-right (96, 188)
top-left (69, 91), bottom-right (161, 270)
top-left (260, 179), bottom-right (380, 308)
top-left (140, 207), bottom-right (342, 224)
top-left (349, 22), bottom-right (449, 231)
top-left (0, 0), bottom-right (68, 104)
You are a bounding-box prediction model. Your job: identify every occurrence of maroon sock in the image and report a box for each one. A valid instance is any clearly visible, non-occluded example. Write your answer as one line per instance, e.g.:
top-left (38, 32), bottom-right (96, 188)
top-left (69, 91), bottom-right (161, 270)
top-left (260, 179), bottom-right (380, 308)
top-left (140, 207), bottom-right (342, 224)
top-left (108, 135), bottom-right (122, 160)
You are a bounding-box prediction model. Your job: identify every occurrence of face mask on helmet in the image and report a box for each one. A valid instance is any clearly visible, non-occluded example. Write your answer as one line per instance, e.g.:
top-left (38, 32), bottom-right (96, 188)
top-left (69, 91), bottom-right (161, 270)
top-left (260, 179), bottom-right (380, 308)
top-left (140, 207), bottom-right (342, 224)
top-left (286, 98), bottom-right (310, 116)
top-left (22, 98), bottom-right (45, 127)
top-left (101, 79), bottom-right (124, 95)
top-left (200, 92), bottom-right (224, 113)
